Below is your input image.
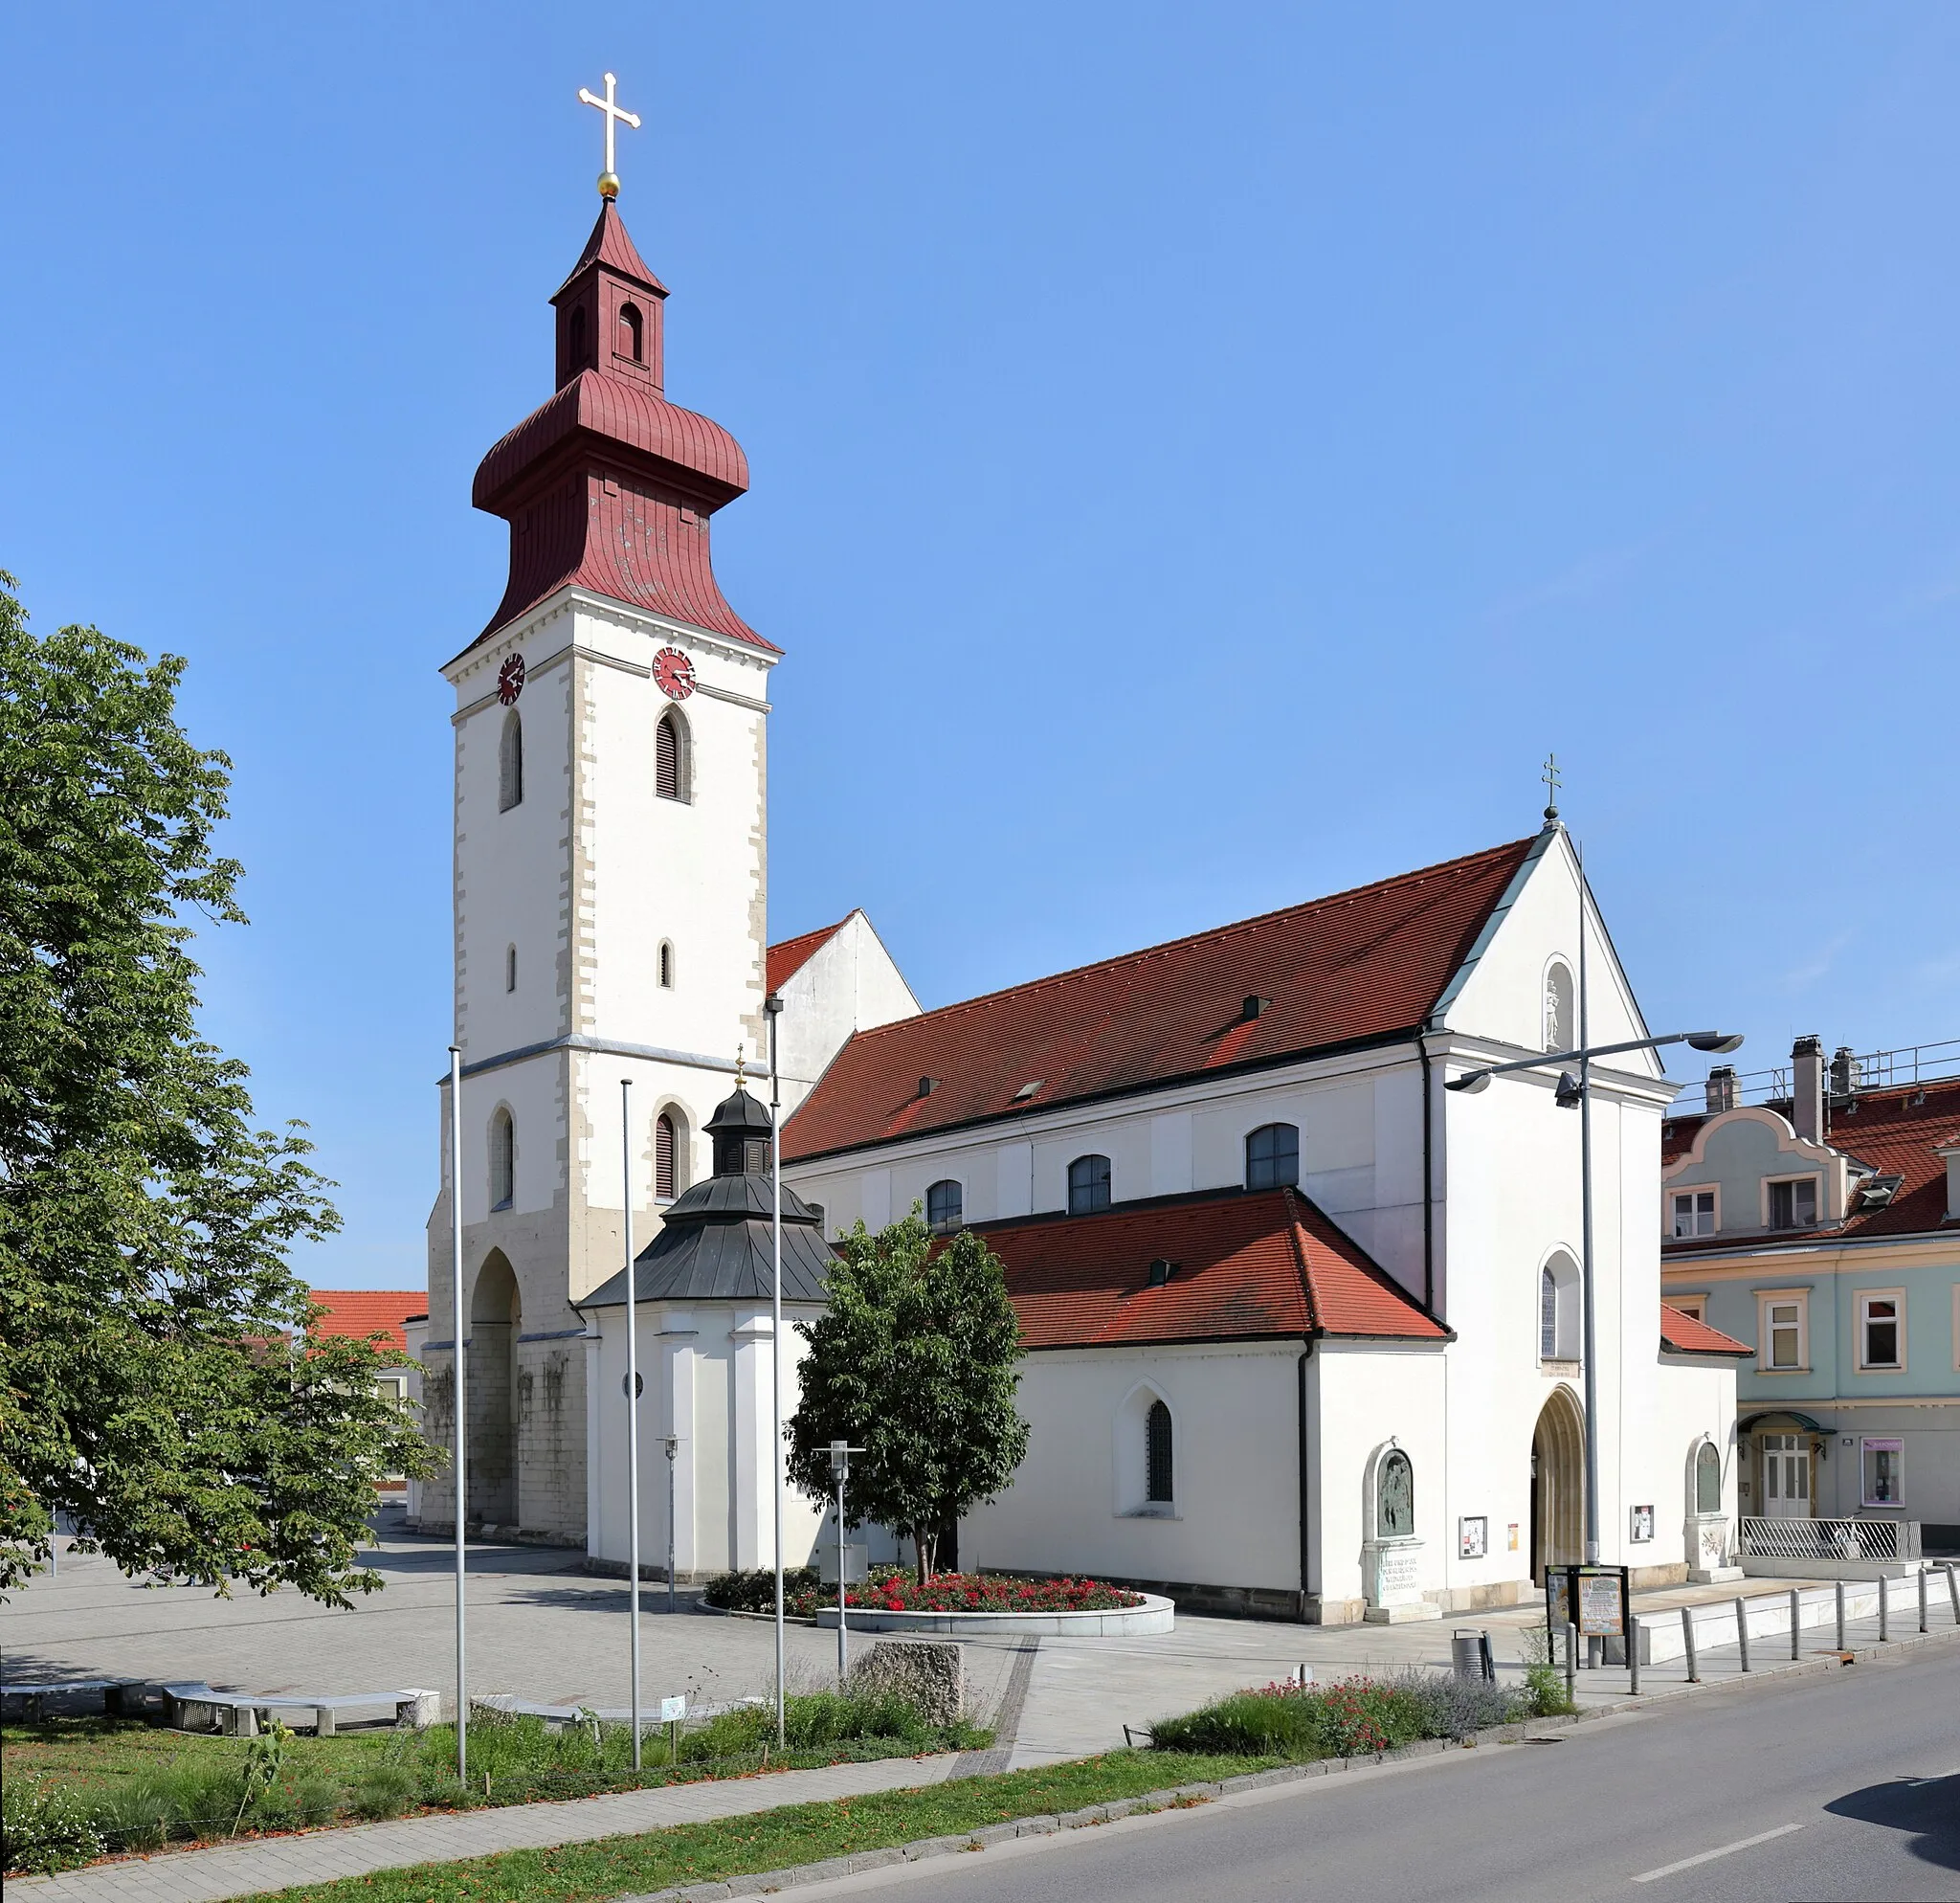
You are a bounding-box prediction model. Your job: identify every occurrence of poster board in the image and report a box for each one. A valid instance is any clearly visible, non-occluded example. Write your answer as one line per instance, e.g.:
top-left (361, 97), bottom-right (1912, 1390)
top-left (1546, 1564), bottom-right (1630, 1646)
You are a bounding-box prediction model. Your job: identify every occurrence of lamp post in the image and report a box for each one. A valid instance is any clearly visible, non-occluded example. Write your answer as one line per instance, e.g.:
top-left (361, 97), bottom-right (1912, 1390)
top-left (1448, 1022), bottom-right (1741, 1571)
top-left (622, 1078), bottom-right (642, 1770)
top-left (827, 1441), bottom-right (866, 1686)
top-left (765, 993), bottom-right (787, 1751)
top-left (660, 1433), bottom-right (682, 1615)
top-left (447, 1045), bottom-right (468, 1784)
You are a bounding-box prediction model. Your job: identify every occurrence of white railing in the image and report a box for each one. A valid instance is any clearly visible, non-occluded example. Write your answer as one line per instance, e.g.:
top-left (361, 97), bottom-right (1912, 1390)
top-left (1738, 1516), bottom-right (1920, 1562)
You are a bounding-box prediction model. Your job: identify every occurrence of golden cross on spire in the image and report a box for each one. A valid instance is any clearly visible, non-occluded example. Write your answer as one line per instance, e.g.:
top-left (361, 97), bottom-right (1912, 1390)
top-left (577, 70), bottom-right (641, 199)
top-left (733, 1045), bottom-right (747, 1088)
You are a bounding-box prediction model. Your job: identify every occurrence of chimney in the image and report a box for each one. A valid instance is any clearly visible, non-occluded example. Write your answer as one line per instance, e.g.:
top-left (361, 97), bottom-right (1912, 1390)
top-left (1791, 1035), bottom-right (1825, 1142)
top-left (1704, 1066), bottom-right (1740, 1115)
top-left (1829, 1045), bottom-right (1860, 1100)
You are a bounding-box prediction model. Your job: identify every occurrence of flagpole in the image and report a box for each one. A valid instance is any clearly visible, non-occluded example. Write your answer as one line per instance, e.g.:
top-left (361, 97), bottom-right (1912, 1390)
top-left (767, 997), bottom-right (786, 1749)
top-left (623, 1077), bottom-right (642, 1770)
top-left (447, 1045), bottom-right (468, 1785)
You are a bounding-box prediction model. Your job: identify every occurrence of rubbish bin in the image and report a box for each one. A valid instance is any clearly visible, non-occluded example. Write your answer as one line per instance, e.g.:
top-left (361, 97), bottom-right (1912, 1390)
top-left (1451, 1631), bottom-right (1483, 1678)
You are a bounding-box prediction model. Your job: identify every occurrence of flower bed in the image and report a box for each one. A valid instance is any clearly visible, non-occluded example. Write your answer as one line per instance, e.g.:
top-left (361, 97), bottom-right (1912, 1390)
top-left (797, 1572), bottom-right (1144, 1618)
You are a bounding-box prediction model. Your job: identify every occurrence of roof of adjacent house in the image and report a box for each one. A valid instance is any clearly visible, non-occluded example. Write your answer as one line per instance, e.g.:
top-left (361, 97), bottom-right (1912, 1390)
top-left (308, 1291), bottom-right (424, 1354)
top-left (1662, 1078), bottom-right (1960, 1250)
top-left (780, 837), bottom-right (1538, 1162)
top-left (970, 1186), bottom-right (1452, 1351)
top-left (1659, 1303), bottom-right (1752, 1357)
top-left (767, 916), bottom-right (852, 995)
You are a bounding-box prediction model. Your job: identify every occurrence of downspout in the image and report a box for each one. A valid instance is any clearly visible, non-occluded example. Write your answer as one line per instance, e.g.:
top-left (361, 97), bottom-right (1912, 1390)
top-left (1297, 1341), bottom-right (1314, 1623)
top-left (1418, 1033), bottom-right (1436, 1315)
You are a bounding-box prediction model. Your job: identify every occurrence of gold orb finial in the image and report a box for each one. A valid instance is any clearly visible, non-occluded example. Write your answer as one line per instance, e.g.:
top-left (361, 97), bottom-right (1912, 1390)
top-left (598, 169), bottom-right (620, 200)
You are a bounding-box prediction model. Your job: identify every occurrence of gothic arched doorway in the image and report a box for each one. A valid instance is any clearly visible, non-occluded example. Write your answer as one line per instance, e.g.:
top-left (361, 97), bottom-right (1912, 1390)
top-left (469, 1251), bottom-right (520, 1527)
top-left (1530, 1385), bottom-right (1586, 1583)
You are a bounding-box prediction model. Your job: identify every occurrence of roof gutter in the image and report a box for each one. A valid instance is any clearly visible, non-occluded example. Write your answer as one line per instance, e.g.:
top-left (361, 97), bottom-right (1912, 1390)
top-left (1418, 1036), bottom-right (1437, 1315)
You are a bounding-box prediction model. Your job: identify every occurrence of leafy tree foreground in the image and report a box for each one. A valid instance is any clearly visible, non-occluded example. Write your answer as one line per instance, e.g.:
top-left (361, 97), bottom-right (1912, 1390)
top-left (0, 573), bottom-right (434, 1601)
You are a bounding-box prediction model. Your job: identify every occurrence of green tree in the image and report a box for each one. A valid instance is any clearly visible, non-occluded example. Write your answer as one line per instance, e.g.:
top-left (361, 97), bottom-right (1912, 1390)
top-left (0, 574), bottom-right (436, 1601)
top-left (787, 1211), bottom-right (1030, 1579)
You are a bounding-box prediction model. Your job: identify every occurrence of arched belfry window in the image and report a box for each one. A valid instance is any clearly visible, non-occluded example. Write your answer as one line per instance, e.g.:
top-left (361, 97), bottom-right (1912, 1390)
top-left (926, 1179), bottom-right (964, 1234)
top-left (1245, 1122), bottom-right (1300, 1190)
top-left (656, 708), bottom-right (690, 803)
top-left (499, 711), bottom-right (523, 812)
top-left (656, 1111), bottom-right (678, 1201)
top-left (1146, 1400), bottom-right (1174, 1504)
top-left (1544, 958), bottom-right (1574, 1054)
top-left (657, 940), bottom-right (675, 989)
top-left (617, 302), bottom-right (643, 363)
top-left (1067, 1153), bottom-right (1111, 1216)
top-left (568, 304), bottom-right (590, 375)
top-left (489, 1108), bottom-right (515, 1211)
top-left (1376, 1450), bottom-right (1414, 1539)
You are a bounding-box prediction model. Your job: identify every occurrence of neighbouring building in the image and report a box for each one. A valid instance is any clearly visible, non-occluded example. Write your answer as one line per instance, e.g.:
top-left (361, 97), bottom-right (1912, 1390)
top-left (308, 1289), bottom-right (425, 1498)
top-left (1660, 1039), bottom-right (1960, 1550)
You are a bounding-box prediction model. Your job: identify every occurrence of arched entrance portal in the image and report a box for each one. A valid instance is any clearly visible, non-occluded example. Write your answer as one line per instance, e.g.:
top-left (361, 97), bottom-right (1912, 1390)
top-left (469, 1250), bottom-right (520, 1528)
top-left (1530, 1386), bottom-right (1586, 1583)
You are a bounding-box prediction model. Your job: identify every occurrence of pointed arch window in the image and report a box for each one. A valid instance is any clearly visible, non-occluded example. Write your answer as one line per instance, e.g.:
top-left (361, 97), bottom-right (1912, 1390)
top-left (1067, 1153), bottom-right (1111, 1216)
top-left (499, 711), bottom-right (523, 811)
top-left (1245, 1122), bottom-right (1300, 1190)
top-left (656, 708), bottom-right (690, 803)
top-left (656, 1112), bottom-right (678, 1201)
top-left (490, 1108), bottom-right (515, 1211)
top-left (1146, 1399), bottom-right (1174, 1504)
top-left (617, 302), bottom-right (643, 363)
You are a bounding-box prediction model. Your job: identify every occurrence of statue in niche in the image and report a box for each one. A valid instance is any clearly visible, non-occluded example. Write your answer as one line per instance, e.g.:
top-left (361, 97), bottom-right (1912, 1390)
top-left (1377, 1450), bottom-right (1414, 1539)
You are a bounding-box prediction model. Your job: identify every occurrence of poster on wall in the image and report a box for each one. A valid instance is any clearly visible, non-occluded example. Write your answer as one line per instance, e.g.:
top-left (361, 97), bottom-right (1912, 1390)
top-left (1629, 1504), bottom-right (1656, 1542)
top-left (1860, 1437), bottom-right (1904, 1508)
top-left (1459, 1516), bottom-right (1487, 1559)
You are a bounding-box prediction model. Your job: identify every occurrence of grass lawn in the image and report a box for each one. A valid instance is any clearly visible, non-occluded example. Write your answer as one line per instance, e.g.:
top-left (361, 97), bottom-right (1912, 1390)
top-left (2, 1718), bottom-right (392, 1793)
top-left (238, 1750), bottom-right (1278, 1903)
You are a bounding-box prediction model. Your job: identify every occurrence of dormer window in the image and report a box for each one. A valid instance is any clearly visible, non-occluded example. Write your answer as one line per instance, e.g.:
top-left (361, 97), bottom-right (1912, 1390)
top-left (1672, 1190), bottom-right (1715, 1239)
top-left (1768, 1176), bottom-right (1818, 1231)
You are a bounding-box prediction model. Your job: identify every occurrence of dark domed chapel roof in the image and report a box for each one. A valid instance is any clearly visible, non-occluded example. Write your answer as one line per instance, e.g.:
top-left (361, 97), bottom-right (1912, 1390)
top-left (581, 1086), bottom-right (834, 1310)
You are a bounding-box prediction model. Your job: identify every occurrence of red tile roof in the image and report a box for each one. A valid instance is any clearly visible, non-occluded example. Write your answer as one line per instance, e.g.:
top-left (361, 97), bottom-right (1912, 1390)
top-left (768, 916), bottom-right (851, 995)
top-left (782, 838), bottom-right (1537, 1161)
top-left (976, 1188), bottom-right (1450, 1350)
top-left (1663, 1079), bottom-right (1960, 1249)
top-left (309, 1291), bottom-right (424, 1354)
top-left (1659, 1304), bottom-right (1752, 1357)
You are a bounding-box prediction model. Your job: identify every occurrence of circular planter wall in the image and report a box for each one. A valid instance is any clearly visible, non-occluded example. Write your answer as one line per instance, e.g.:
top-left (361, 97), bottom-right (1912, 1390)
top-left (813, 1592), bottom-right (1174, 1637)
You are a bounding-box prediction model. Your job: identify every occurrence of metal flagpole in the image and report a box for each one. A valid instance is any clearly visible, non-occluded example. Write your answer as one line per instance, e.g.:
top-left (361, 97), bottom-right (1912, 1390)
top-left (1576, 847), bottom-right (1601, 1570)
top-left (623, 1078), bottom-right (643, 1771)
top-left (448, 1045), bottom-right (468, 1784)
top-left (767, 996), bottom-right (786, 1749)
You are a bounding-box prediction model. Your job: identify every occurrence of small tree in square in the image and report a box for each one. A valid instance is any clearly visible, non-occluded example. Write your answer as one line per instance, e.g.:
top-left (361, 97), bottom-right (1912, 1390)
top-left (788, 1211), bottom-right (1029, 1580)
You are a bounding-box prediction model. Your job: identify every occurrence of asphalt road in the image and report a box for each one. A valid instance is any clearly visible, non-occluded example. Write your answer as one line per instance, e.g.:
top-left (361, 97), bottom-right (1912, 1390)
top-left (814, 1642), bottom-right (1960, 1903)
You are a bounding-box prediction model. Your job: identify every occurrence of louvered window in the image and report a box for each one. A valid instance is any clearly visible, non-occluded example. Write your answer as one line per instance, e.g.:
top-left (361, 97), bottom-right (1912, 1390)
top-left (656, 709), bottom-right (688, 802)
top-left (656, 1113), bottom-right (677, 1201)
top-left (1146, 1400), bottom-right (1173, 1504)
top-left (658, 941), bottom-right (675, 989)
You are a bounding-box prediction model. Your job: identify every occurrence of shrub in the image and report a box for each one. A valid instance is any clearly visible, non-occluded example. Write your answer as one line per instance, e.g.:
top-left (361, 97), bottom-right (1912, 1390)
top-left (1518, 1624), bottom-right (1574, 1716)
top-left (2, 1773), bottom-right (106, 1874)
top-left (702, 1566), bottom-right (821, 1613)
top-left (91, 1776), bottom-right (173, 1854)
top-left (1149, 1669), bottom-right (1526, 1761)
top-left (350, 1764), bottom-right (419, 1821)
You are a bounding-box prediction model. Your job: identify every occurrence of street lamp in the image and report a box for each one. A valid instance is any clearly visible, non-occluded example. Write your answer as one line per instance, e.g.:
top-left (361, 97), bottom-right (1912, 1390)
top-left (621, 1078), bottom-right (643, 1771)
top-left (1447, 1025), bottom-right (1743, 1578)
top-left (826, 1441), bottom-right (866, 1686)
top-left (764, 993), bottom-right (787, 1752)
top-left (660, 1433), bottom-right (683, 1615)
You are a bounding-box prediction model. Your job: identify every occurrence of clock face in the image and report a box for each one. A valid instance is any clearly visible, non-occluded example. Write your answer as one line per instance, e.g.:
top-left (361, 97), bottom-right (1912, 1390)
top-left (653, 647), bottom-right (696, 701)
top-left (496, 653), bottom-right (526, 705)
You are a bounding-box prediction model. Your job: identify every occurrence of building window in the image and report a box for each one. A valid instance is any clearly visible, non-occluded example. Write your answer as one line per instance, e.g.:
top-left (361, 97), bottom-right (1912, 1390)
top-left (925, 1178), bottom-right (963, 1234)
top-left (499, 711), bottom-right (523, 811)
top-left (489, 1108), bottom-right (515, 1211)
top-left (655, 1112), bottom-right (677, 1201)
top-left (1767, 1176), bottom-right (1818, 1231)
top-left (1670, 1293), bottom-right (1708, 1323)
top-left (1672, 1190), bottom-right (1715, 1239)
top-left (1067, 1153), bottom-right (1111, 1216)
top-left (505, 944), bottom-right (518, 993)
top-left (656, 707), bottom-right (690, 802)
top-left (1860, 1437), bottom-right (1904, 1508)
top-left (1539, 1252), bottom-right (1579, 1361)
top-left (1694, 1440), bottom-right (1722, 1514)
top-left (1858, 1293), bottom-right (1903, 1371)
top-left (1245, 1122), bottom-right (1300, 1190)
top-left (1145, 1399), bottom-right (1173, 1504)
top-left (1759, 1293), bottom-right (1807, 1372)
top-left (657, 940), bottom-right (675, 989)
top-left (617, 301), bottom-right (643, 362)
top-left (1376, 1450), bottom-right (1414, 1539)
top-left (1544, 959), bottom-right (1574, 1053)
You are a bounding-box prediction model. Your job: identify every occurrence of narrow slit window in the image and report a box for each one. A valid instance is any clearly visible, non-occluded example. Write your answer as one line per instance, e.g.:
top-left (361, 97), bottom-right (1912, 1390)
top-left (656, 1112), bottom-right (677, 1201)
top-left (499, 711), bottom-right (523, 811)
top-left (657, 941), bottom-right (675, 989)
top-left (1145, 1399), bottom-right (1173, 1504)
top-left (505, 945), bottom-right (517, 993)
top-left (490, 1108), bottom-right (515, 1211)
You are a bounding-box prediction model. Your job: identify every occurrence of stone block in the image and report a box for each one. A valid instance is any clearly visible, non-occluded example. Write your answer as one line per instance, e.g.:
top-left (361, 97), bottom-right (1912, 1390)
top-left (847, 1639), bottom-right (965, 1726)
top-left (396, 1690), bottom-right (442, 1729)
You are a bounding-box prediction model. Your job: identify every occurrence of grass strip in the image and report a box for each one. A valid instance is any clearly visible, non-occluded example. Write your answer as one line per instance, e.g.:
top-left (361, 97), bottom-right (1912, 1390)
top-left (238, 1749), bottom-right (1278, 1903)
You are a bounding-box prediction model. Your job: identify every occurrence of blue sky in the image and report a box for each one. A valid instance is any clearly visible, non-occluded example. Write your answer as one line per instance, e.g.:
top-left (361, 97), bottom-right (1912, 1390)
top-left (3, 6), bottom-right (1955, 1289)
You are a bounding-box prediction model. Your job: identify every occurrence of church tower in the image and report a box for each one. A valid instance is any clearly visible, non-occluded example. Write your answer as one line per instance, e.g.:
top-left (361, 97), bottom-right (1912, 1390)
top-left (419, 160), bottom-right (776, 1543)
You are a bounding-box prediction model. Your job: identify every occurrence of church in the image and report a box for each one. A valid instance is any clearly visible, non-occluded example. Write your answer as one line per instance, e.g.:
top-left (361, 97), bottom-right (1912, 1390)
top-left (412, 130), bottom-right (1747, 1622)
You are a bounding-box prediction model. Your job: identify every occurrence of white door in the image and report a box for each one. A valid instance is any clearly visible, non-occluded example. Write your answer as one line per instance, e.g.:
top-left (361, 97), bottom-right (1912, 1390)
top-left (1760, 1434), bottom-right (1812, 1519)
